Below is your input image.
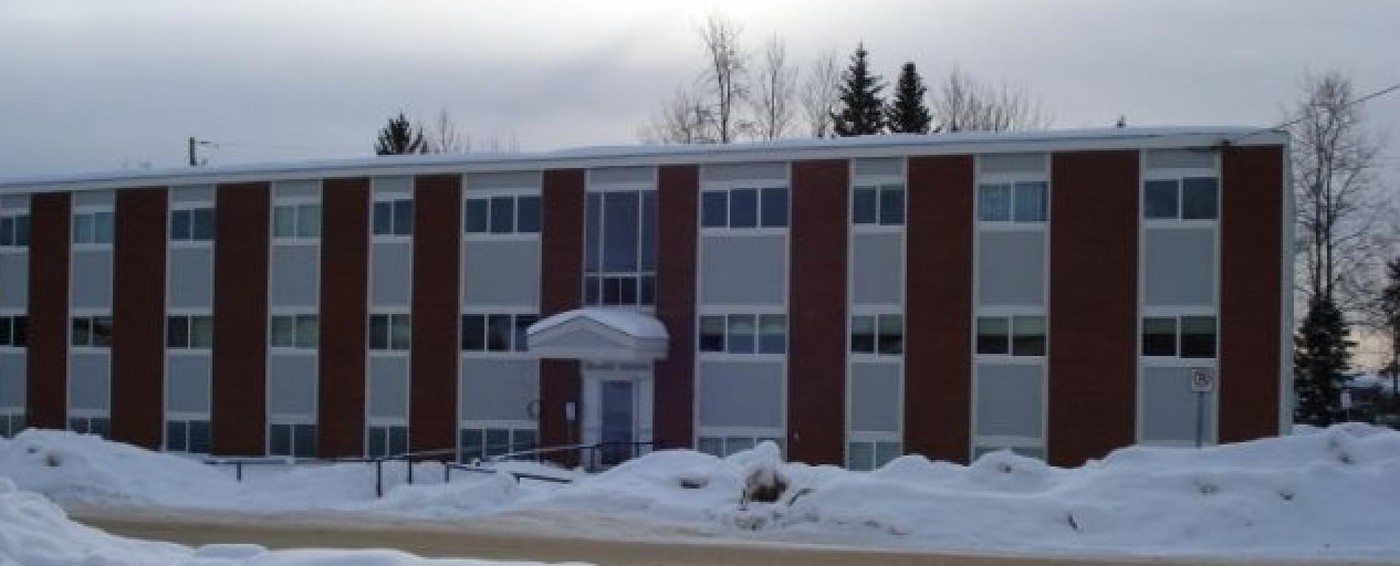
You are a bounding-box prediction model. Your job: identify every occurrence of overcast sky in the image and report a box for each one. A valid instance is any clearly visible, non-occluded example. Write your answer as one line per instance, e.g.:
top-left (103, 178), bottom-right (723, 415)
top-left (3, 0), bottom-right (1400, 177)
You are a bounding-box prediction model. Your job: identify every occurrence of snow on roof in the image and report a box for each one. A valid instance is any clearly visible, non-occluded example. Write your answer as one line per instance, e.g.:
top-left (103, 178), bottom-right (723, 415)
top-left (526, 308), bottom-right (668, 340)
top-left (0, 126), bottom-right (1288, 194)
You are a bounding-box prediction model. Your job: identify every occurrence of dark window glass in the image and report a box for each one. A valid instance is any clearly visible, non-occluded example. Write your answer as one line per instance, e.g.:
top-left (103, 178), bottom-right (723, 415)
top-left (190, 316), bottom-right (213, 348)
top-left (461, 315), bottom-right (486, 350)
top-left (166, 421), bottom-right (186, 452)
top-left (761, 187), bottom-right (789, 227)
top-left (584, 193), bottom-right (601, 272)
top-left (368, 427), bottom-right (387, 457)
top-left (729, 188), bottom-right (758, 228)
top-left (1180, 316), bottom-right (1217, 358)
top-left (1011, 316), bottom-right (1046, 356)
top-left (188, 421), bottom-right (210, 454)
top-left (270, 316), bottom-right (295, 347)
top-left (295, 315), bottom-right (318, 348)
top-left (1013, 182), bottom-right (1046, 222)
top-left (877, 314), bottom-right (904, 355)
top-left (390, 314), bottom-right (411, 350)
top-left (727, 314), bottom-right (756, 354)
top-left (273, 206), bottom-right (296, 238)
top-left (759, 314), bottom-right (786, 354)
top-left (12, 316), bottom-right (26, 347)
top-left (90, 418), bottom-right (110, 438)
top-left (392, 200), bottom-right (413, 236)
top-left (94, 211), bottom-right (114, 244)
top-left (975, 317), bottom-right (1009, 354)
top-left (853, 187), bottom-right (878, 224)
top-left (372, 202), bottom-right (393, 235)
top-left (1141, 317), bottom-right (1177, 356)
top-left (617, 276), bottom-right (638, 305)
top-left (0, 217), bottom-right (12, 246)
top-left (72, 213), bottom-right (93, 244)
top-left (978, 184), bottom-right (1011, 222)
top-left (169, 210), bottom-right (191, 240)
top-left (14, 216), bottom-right (28, 246)
top-left (68, 418), bottom-right (87, 434)
top-left (368, 314), bottom-right (389, 350)
top-left (879, 186), bottom-right (905, 226)
top-left (294, 424), bottom-right (316, 458)
top-left (388, 426), bottom-right (408, 455)
top-left (516, 196), bottom-right (541, 233)
top-left (639, 275), bottom-right (655, 306)
top-left (487, 314), bottom-right (513, 351)
top-left (701, 191), bottom-right (728, 227)
top-left (583, 275), bottom-right (600, 305)
top-left (1144, 180), bottom-right (1179, 219)
top-left (490, 196), bottom-right (515, 233)
top-left (72, 317), bottom-right (91, 346)
top-left (485, 428), bottom-right (510, 457)
top-left (296, 204), bottom-right (320, 238)
top-left (640, 191), bottom-right (656, 271)
top-left (850, 315), bottom-right (876, 353)
top-left (192, 208), bottom-right (215, 241)
top-left (699, 316), bottom-right (725, 352)
top-left (514, 315), bottom-right (537, 352)
top-left (602, 192), bottom-right (639, 272)
top-left (464, 199), bottom-right (489, 233)
top-left (602, 277), bottom-right (623, 305)
top-left (514, 429), bottom-right (537, 452)
top-left (270, 423), bottom-right (292, 456)
top-left (167, 316), bottom-right (190, 348)
top-left (1181, 177), bottom-right (1218, 220)
top-left (91, 316), bottom-right (112, 347)
top-left (460, 429), bottom-right (483, 463)
top-left (0, 317), bottom-right (9, 346)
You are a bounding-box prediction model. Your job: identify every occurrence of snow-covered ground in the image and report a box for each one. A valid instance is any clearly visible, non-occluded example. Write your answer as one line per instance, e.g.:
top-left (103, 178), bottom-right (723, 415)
top-left (3, 424), bottom-right (1400, 562)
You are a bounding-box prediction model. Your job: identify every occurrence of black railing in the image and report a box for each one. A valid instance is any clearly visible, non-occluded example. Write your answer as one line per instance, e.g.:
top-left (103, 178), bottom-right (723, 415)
top-left (488, 441), bottom-right (662, 472)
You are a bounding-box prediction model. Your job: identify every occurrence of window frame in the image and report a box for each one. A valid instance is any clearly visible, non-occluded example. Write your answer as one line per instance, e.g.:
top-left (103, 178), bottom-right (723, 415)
top-left (371, 197), bottom-right (414, 238)
top-left (368, 312), bottom-right (412, 352)
top-left (974, 313), bottom-right (1047, 358)
top-left (1140, 312), bottom-right (1217, 360)
top-left (0, 314), bottom-right (27, 348)
top-left (165, 313), bottom-right (214, 350)
top-left (0, 212), bottom-right (30, 250)
top-left (168, 204), bottom-right (216, 246)
top-left (463, 189), bottom-right (542, 238)
top-left (699, 185), bottom-right (790, 232)
top-left (271, 201), bottom-right (322, 242)
top-left (1142, 172), bottom-right (1220, 225)
top-left (696, 310), bottom-right (788, 357)
top-left (69, 313), bottom-right (113, 349)
top-left (851, 183), bottom-right (906, 228)
top-left (459, 311), bottom-right (539, 354)
top-left (976, 176), bottom-right (1049, 227)
top-left (582, 186), bottom-right (657, 307)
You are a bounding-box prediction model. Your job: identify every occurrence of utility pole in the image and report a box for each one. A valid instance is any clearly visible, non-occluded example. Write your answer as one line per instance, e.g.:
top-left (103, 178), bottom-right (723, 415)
top-left (188, 137), bottom-right (213, 166)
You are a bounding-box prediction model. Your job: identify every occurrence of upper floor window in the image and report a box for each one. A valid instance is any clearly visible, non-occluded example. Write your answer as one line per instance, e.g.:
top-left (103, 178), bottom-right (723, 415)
top-left (0, 214), bottom-right (29, 248)
top-left (460, 313), bottom-right (537, 352)
top-left (978, 182), bottom-right (1047, 223)
top-left (698, 314), bottom-right (786, 354)
top-left (976, 315), bottom-right (1046, 356)
top-left (464, 195), bottom-right (540, 235)
top-left (372, 199), bottom-right (413, 236)
top-left (270, 314), bottom-right (319, 349)
top-left (72, 211), bottom-right (114, 245)
top-left (584, 190), bottom-right (656, 306)
top-left (0, 315), bottom-right (27, 347)
top-left (272, 204), bottom-right (321, 240)
top-left (368, 313), bottom-right (411, 351)
top-left (166, 315), bottom-right (213, 349)
top-left (701, 187), bottom-right (788, 229)
top-left (850, 314), bottom-right (904, 355)
top-left (1144, 177), bottom-right (1218, 220)
top-left (1142, 315), bottom-right (1216, 358)
top-left (171, 207), bottom-right (215, 242)
top-left (71, 315), bottom-right (112, 348)
top-left (852, 184), bottom-right (905, 226)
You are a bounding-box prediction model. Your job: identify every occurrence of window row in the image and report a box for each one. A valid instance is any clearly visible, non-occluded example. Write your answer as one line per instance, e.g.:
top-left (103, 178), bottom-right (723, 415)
top-left (166, 419), bottom-right (211, 453)
top-left (701, 187), bottom-right (789, 229)
top-left (269, 422), bottom-right (317, 458)
top-left (697, 435), bottom-right (783, 458)
top-left (0, 215), bottom-right (29, 247)
top-left (699, 314), bottom-right (787, 354)
top-left (73, 211), bottom-right (114, 245)
top-left (167, 315), bottom-right (213, 349)
top-left (976, 315), bottom-right (1047, 356)
top-left (459, 427), bottom-right (537, 463)
top-left (853, 184), bottom-right (905, 226)
top-left (0, 412), bottom-right (24, 438)
top-left (465, 195), bottom-right (541, 235)
top-left (847, 440), bottom-right (902, 471)
top-left (851, 314), bottom-right (903, 355)
top-left (71, 316), bottom-right (113, 347)
top-left (170, 207), bottom-right (216, 242)
top-left (367, 424), bottom-right (409, 458)
top-left (271, 314), bottom-right (319, 349)
top-left (372, 199), bottom-right (414, 236)
top-left (584, 274), bottom-right (655, 307)
top-left (978, 182), bottom-right (1047, 223)
top-left (1142, 315), bottom-right (1216, 358)
top-left (461, 313), bottom-right (537, 352)
top-left (368, 313), bottom-right (411, 351)
top-left (1145, 177), bottom-right (1218, 220)
top-left (273, 203), bottom-right (321, 240)
top-left (0, 316), bottom-right (27, 347)
top-left (68, 416), bottom-right (110, 438)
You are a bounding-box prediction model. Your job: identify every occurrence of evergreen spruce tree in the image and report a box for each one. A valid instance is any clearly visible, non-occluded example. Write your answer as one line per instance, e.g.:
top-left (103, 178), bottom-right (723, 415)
top-left (885, 62), bottom-right (932, 134)
top-left (1294, 295), bottom-right (1354, 425)
top-left (1379, 257), bottom-right (1400, 398)
top-left (831, 44), bottom-right (886, 136)
top-left (374, 112), bottom-right (428, 155)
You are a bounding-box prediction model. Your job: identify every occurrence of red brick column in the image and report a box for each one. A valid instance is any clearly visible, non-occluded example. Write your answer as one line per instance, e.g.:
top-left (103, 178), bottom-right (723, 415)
top-left (111, 187), bottom-right (167, 448)
top-left (318, 178), bottom-right (370, 457)
top-left (539, 169), bottom-right (585, 456)
top-left (211, 183), bottom-right (270, 455)
top-left (25, 192), bottom-right (71, 430)
top-left (654, 164), bottom-right (698, 450)
top-left (410, 175), bottom-right (462, 452)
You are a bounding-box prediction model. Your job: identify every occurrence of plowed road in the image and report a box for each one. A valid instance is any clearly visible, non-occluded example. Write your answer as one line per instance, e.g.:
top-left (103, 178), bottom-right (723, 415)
top-left (69, 507), bottom-right (1390, 566)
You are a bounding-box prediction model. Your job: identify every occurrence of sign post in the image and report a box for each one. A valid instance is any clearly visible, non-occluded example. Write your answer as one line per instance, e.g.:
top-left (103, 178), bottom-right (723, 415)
top-left (1190, 368), bottom-right (1216, 448)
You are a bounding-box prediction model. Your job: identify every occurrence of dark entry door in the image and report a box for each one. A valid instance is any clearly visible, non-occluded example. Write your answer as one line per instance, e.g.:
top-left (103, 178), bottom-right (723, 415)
top-left (600, 380), bottom-right (634, 465)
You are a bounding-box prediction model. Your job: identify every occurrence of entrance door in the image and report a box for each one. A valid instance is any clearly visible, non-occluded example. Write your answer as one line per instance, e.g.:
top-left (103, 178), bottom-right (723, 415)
top-left (600, 380), bottom-right (635, 465)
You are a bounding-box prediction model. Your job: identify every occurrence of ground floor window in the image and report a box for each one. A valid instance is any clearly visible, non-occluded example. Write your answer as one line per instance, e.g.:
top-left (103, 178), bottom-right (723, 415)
top-left (269, 422), bottom-right (316, 458)
top-left (366, 424), bottom-right (408, 458)
top-left (166, 418), bottom-right (210, 453)
top-left (68, 415), bottom-right (109, 438)
top-left (696, 432), bottom-right (784, 458)
top-left (0, 411), bottom-right (23, 437)
top-left (846, 440), bottom-right (902, 471)
top-left (459, 426), bottom-right (537, 463)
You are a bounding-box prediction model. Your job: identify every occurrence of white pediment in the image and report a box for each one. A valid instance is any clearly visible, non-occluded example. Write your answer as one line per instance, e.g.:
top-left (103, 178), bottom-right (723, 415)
top-left (526, 308), bottom-right (668, 362)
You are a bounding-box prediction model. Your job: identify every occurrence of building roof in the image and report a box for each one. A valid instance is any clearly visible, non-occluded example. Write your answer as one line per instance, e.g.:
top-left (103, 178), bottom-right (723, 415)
top-left (0, 126), bottom-right (1288, 195)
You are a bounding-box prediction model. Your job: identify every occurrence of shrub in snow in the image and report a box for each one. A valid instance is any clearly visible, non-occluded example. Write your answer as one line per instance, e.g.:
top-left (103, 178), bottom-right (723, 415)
top-left (741, 463), bottom-right (788, 505)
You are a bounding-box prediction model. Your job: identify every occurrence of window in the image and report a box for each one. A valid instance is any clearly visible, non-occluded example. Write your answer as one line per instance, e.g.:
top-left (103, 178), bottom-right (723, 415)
top-left (270, 314), bottom-right (318, 349)
top-left (978, 182), bottom-right (1047, 223)
top-left (696, 435), bottom-right (784, 457)
top-left (847, 441), bottom-right (903, 471)
top-left (272, 204), bottom-right (321, 240)
top-left (464, 195), bottom-right (541, 235)
top-left (0, 412), bottom-right (26, 438)
top-left (68, 417), bottom-right (109, 438)
top-left (169, 207), bottom-right (215, 242)
top-left (852, 184), bottom-right (905, 226)
top-left (583, 190), bottom-right (656, 306)
top-left (700, 187), bottom-right (788, 229)
top-left (459, 427), bottom-right (537, 463)
top-left (850, 314), bottom-right (903, 355)
top-left (269, 422), bottom-right (316, 458)
top-left (1144, 177), bottom-right (1218, 220)
top-left (166, 419), bottom-right (211, 453)
top-left (0, 214), bottom-right (29, 248)
top-left (72, 211), bottom-right (114, 244)
top-left (976, 315), bottom-right (1046, 356)
top-left (166, 315), bottom-right (213, 349)
top-left (368, 313), bottom-right (411, 350)
top-left (1143, 315), bottom-right (1216, 358)
top-left (460, 313), bottom-right (536, 352)
top-left (367, 425), bottom-right (409, 457)
top-left (0, 316), bottom-right (27, 347)
top-left (698, 314), bottom-right (786, 355)
top-left (71, 315), bottom-right (112, 347)
top-left (372, 199), bottom-right (413, 236)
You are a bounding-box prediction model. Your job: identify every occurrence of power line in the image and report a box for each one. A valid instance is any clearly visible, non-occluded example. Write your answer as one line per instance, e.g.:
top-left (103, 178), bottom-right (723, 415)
top-left (1229, 79), bottom-right (1400, 145)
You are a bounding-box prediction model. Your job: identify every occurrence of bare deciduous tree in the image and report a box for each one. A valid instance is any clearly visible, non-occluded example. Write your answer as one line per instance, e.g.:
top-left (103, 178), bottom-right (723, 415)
top-left (749, 34), bottom-right (798, 141)
top-left (799, 50), bottom-right (841, 138)
top-left (698, 11), bottom-right (748, 143)
top-left (640, 87), bottom-right (715, 145)
top-left (428, 109), bottom-right (470, 154)
top-left (932, 68), bottom-right (1052, 133)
